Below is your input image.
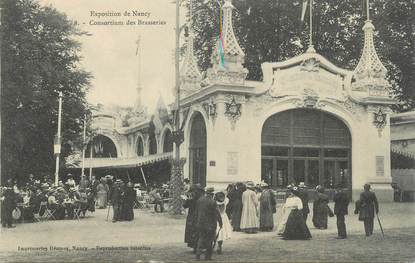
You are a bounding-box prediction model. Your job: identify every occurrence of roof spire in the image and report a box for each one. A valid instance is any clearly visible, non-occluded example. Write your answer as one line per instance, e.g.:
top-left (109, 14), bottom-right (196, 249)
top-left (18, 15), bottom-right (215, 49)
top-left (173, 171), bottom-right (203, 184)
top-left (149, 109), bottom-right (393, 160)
top-left (206, 0), bottom-right (248, 85)
top-left (180, 0), bottom-right (202, 97)
top-left (352, 16), bottom-right (390, 96)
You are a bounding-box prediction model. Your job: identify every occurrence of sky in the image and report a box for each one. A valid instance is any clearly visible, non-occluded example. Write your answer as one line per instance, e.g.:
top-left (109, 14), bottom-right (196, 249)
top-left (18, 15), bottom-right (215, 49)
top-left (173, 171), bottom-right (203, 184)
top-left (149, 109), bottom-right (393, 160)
top-left (40, 0), bottom-right (180, 112)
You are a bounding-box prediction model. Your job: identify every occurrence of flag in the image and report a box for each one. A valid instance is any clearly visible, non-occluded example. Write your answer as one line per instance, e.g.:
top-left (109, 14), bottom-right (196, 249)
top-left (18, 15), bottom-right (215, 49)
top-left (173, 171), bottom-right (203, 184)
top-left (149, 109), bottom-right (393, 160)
top-left (301, 0), bottom-right (308, 22)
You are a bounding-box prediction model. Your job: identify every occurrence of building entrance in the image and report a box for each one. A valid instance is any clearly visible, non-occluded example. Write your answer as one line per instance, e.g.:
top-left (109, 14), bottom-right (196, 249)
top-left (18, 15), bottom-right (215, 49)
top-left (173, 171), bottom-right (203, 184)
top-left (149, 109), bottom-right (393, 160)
top-left (189, 112), bottom-right (207, 187)
top-left (261, 109), bottom-right (351, 190)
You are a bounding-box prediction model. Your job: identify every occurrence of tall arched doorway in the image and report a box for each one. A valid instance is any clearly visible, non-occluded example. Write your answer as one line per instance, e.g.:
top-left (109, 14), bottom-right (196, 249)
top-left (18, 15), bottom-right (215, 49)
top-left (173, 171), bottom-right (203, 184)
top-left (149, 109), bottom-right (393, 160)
top-left (261, 109), bottom-right (351, 190)
top-left (189, 112), bottom-right (207, 187)
top-left (136, 136), bottom-right (144, 156)
top-left (163, 129), bottom-right (173, 153)
top-left (86, 135), bottom-right (118, 158)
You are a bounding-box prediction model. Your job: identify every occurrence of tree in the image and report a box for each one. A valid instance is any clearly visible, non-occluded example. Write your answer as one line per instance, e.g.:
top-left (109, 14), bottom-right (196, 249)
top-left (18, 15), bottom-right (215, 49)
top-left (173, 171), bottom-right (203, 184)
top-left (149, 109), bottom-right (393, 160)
top-left (1, 0), bottom-right (91, 184)
top-left (191, 0), bottom-right (414, 111)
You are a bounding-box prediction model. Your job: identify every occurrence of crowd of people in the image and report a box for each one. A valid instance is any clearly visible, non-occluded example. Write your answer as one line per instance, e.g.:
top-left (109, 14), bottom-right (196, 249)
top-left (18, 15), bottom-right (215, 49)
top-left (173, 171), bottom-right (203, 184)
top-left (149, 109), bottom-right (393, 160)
top-left (0, 174), bottom-right (98, 227)
top-left (182, 181), bottom-right (380, 261)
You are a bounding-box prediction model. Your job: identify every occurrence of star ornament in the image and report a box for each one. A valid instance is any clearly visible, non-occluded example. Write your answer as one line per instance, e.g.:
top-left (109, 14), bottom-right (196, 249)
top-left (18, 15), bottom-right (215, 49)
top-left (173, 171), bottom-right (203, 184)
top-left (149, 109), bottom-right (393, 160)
top-left (225, 97), bottom-right (242, 119)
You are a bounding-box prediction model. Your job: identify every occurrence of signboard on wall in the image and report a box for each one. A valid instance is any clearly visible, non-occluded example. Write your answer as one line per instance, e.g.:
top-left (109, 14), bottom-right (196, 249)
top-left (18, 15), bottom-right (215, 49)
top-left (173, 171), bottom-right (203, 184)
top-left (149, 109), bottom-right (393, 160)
top-left (376, 156), bottom-right (384, 177)
top-left (227, 152), bottom-right (238, 175)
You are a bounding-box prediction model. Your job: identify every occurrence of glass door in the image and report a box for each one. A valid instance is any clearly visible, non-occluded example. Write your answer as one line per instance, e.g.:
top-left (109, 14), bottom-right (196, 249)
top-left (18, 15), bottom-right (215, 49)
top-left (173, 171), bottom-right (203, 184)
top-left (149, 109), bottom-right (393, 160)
top-left (276, 159), bottom-right (288, 187)
top-left (261, 158), bottom-right (274, 186)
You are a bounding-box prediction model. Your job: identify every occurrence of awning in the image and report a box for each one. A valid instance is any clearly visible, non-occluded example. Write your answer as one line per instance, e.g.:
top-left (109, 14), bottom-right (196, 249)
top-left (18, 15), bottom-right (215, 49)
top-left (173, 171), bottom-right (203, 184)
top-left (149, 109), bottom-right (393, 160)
top-left (67, 152), bottom-right (173, 169)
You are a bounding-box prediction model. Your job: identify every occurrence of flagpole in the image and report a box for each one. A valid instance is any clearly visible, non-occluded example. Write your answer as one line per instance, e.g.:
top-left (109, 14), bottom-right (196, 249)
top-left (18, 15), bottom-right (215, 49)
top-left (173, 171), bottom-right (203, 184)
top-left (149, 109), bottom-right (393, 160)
top-left (309, 0), bottom-right (313, 48)
top-left (366, 0), bottom-right (370, 20)
top-left (81, 114), bottom-right (86, 178)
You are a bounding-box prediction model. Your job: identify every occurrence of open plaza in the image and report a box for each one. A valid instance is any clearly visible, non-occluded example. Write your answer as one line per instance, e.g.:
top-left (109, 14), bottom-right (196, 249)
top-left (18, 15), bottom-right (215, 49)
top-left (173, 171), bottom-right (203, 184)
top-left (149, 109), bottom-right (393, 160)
top-left (1, 202), bottom-right (414, 262)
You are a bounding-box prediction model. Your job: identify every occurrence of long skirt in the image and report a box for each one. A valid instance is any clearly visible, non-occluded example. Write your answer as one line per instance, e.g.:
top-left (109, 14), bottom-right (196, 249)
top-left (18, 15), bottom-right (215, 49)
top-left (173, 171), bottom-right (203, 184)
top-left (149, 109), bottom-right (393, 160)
top-left (217, 213), bottom-right (232, 241)
top-left (312, 203), bottom-right (328, 229)
top-left (282, 210), bottom-right (312, 240)
top-left (277, 207), bottom-right (291, 234)
top-left (97, 192), bottom-right (107, 208)
top-left (260, 208), bottom-right (274, 231)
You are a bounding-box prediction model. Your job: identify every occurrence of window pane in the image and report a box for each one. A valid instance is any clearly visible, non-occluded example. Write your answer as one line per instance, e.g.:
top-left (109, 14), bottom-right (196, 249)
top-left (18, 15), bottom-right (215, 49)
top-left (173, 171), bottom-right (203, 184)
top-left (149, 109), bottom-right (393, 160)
top-left (262, 146), bottom-right (289, 156)
top-left (293, 148), bottom-right (319, 157)
top-left (324, 149), bottom-right (348, 158)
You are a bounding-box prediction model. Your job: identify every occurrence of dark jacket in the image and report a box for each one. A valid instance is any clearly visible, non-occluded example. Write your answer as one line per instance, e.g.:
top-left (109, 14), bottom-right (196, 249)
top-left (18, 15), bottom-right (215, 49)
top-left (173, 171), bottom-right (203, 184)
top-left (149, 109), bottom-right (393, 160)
top-left (333, 191), bottom-right (349, 216)
top-left (298, 189), bottom-right (310, 214)
top-left (196, 195), bottom-right (222, 231)
top-left (110, 186), bottom-right (123, 205)
top-left (357, 191), bottom-right (379, 220)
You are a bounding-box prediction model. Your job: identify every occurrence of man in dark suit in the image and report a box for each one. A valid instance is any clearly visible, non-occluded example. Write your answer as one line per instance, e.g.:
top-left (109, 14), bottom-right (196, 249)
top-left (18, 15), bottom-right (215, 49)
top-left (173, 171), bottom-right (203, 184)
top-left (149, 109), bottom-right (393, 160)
top-left (355, 184), bottom-right (379, 236)
top-left (110, 180), bottom-right (124, 222)
top-left (333, 184), bottom-right (349, 239)
top-left (195, 187), bottom-right (222, 260)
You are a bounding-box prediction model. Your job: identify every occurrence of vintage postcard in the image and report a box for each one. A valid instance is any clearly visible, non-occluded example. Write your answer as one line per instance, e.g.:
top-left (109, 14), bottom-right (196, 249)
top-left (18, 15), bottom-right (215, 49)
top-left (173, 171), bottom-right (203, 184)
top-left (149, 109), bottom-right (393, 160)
top-left (1, 0), bottom-right (414, 262)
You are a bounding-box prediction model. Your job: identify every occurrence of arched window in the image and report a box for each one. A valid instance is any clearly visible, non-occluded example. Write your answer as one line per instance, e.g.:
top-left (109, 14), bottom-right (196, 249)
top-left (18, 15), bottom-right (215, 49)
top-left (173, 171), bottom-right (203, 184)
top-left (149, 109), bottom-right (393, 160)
top-left (136, 136), bottom-right (144, 156)
top-left (149, 134), bottom-right (157, 155)
top-left (261, 109), bottom-right (351, 189)
top-left (85, 135), bottom-right (118, 158)
top-left (163, 129), bottom-right (173, 153)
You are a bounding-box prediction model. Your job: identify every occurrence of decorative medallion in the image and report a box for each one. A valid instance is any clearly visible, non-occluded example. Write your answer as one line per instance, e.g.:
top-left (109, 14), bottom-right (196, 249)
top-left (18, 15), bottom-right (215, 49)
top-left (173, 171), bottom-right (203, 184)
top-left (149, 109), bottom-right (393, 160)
top-left (224, 96), bottom-right (242, 129)
top-left (373, 108), bottom-right (387, 135)
top-left (300, 58), bottom-right (320, 72)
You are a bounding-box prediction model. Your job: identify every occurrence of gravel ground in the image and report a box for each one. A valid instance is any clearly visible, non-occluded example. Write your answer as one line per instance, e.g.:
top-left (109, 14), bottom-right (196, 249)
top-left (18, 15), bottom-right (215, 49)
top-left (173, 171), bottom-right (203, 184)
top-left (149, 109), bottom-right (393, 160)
top-left (1, 202), bottom-right (414, 262)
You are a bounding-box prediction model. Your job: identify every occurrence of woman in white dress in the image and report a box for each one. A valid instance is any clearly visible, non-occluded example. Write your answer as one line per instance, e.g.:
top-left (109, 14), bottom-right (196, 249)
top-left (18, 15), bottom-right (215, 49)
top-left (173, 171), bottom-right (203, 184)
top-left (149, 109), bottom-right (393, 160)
top-left (277, 187), bottom-right (311, 240)
top-left (214, 192), bottom-right (232, 254)
top-left (277, 187), bottom-right (304, 234)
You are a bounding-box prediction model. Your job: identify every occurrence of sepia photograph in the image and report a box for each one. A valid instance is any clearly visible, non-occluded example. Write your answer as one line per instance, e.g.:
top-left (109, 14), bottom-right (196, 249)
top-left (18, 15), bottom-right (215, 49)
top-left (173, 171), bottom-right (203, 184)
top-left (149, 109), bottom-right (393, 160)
top-left (0, 0), bottom-right (414, 262)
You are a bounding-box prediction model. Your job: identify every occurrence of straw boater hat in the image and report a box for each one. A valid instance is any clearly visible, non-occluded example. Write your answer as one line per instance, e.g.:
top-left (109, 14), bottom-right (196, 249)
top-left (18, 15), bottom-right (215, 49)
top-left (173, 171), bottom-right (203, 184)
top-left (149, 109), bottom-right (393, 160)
top-left (298, 182), bottom-right (306, 188)
top-left (205, 186), bottom-right (215, 194)
top-left (260, 181), bottom-right (269, 188)
top-left (245, 181), bottom-right (255, 189)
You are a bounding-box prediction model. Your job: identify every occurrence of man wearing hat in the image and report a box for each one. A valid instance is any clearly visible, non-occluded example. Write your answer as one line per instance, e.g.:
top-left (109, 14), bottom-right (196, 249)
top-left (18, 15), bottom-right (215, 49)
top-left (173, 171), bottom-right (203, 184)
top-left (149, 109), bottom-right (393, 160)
top-left (1, 181), bottom-right (17, 228)
top-left (355, 184), bottom-right (379, 236)
top-left (182, 184), bottom-right (203, 253)
top-left (195, 187), bottom-right (222, 260)
top-left (110, 179), bottom-right (124, 222)
top-left (333, 184), bottom-right (349, 239)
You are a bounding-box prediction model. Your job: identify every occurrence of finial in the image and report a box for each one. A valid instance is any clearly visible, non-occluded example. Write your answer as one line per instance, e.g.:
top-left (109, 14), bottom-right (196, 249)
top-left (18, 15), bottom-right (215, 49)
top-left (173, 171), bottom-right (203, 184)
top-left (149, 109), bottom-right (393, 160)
top-left (207, 0), bottom-right (248, 84)
top-left (352, 16), bottom-right (390, 96)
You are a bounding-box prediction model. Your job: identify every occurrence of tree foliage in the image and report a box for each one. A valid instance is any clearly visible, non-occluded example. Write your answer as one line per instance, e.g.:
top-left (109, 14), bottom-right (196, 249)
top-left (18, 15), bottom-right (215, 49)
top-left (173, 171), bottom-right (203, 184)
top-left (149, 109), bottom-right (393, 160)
top-left (1, 0), bottom-right (91, 183)
top-left (190, 0), bottom-right (414, 111)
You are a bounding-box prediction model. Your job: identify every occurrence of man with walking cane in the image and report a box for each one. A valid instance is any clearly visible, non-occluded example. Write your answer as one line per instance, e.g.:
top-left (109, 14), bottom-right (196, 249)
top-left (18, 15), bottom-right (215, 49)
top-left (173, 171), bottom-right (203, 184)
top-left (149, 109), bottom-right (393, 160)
top-left (195, 187), bottom-right (222, 260)
top-left (354, 184), bottom-right (379, 237)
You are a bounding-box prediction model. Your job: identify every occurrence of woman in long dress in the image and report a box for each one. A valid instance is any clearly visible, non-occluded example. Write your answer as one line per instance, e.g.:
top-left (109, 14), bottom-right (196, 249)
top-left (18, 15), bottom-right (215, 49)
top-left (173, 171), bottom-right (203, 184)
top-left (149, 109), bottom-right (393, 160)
top-left (259, 183), bottom-right (276, 231)
top-left (96, 178), bottom-right (109, 209)
top-left (240, 182), bottom-right (259, 234)
top-left (312, 185), bottom-right (331, 229)
top-left (214, 192), bottom-right (232, 254)
top-left (279, 187), bottom-right (312, 240)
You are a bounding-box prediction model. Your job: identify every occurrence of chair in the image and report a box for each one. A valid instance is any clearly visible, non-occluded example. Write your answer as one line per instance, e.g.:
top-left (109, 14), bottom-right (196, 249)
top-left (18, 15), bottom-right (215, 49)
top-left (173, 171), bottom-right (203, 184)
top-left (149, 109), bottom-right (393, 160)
top-left (33, 201), bottom-right (49, 222)
top-left (72, 202), bottom-right (82, 221)
top-left (135, 195), bottom-right (147, 209)
top-left (45, 204), bottom-right (57, 220)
